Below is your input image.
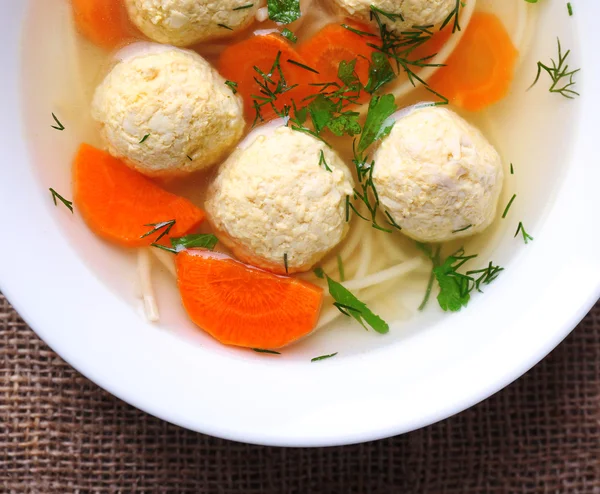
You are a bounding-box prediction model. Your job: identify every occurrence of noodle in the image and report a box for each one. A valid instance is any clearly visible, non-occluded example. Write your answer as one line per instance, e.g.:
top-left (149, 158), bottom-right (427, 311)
top-left (151, 248), bottom-right (177, 276)
top-left (138, 249), bottom-right (160, 322)
top-left (342, 257), bottom-right (425, 291)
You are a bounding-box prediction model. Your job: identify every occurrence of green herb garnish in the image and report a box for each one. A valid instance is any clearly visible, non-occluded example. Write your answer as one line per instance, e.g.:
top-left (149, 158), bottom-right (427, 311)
top-left (567, 2), bottom-right (573, 15)
top-left (318, 149), bottom-right (332, 172)
top-left (49, 188), bottom-right (73, 213)
top-left (281, 27), bottom-right (297, 43)
top-left (440, 0), bottom-right (464, 33)
top-left (267, 0), bottom-right (300, 24)
top-left (218, 23), bottom-right (233, 30)
top-left (510, 162), bottom-right (514, 174)
top-left (325, 273), bottom-right (389, 334)
top-left (452, 224), bottom-right (472, 234)
top-left (311, 352), bottom-right (338, 362)
top-left (284, 252), bottom-right (289, 274)
top-left (253, 348), bottom-right (282, 354)
top-left (50, 113), bottom-right (65, 131)
top-left (530, 38), bottom-right (580, 99)
top-left (287, 59), bottom-right (319, 74)
top-left (514, 222), bottom-right (534, 244)
top-left (233, 3), bottom-right (254, 10)
top-left (502, 194), bottom-right (517, 219)
top-left (225, 80), bottom-right (238, 94)
top-left (151, 233), bottom-right (219, 253)
top-left (416, 242), bottom-right (441, 311)
top-left (364, 52), bottom-right (396, 94)
top-left (139, 134), bottom-right (150, 144)
top-left (141, 220), bottom-right (176, 242)
top-left (341, 23), bottom-right (376, 37)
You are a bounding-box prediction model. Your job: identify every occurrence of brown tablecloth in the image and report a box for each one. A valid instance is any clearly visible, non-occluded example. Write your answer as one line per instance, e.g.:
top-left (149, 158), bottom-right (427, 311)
top-left (1, 292), bottom-right (599, 493)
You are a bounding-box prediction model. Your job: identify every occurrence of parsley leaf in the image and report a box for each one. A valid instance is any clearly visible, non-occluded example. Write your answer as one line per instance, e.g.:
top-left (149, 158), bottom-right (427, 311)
top-left (364, 52), bottom-right (396, 94)
top-left (267, 0), bottom-right (301, 24)
top-left (326, 275), bottom-right (389, 334)
top-left (357, 94), bottom-right (397, 154)
top-left (433, 249), bottom-right (477, 312)
top-left (151, 233), bottom-right (219, 254)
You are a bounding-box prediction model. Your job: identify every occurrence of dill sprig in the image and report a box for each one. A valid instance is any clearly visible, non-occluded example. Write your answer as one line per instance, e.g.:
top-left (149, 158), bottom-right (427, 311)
top-left (311, 353), bottom-right (338, 362)
top-left (530, 38), bottom-right (580, 99)
top-left (49, 188), bottom-right (73, 213)
top-left (50, 113), bottom-right (65, 131)
top-left (140, 220), bottom-right (176, 242)
top-left (367, 7), bottom-right (448, 104)
top-left (514, 222), bottom-right (534, 244)
top-left (440, 0), bottom-right (464, 33)
top-left (251, 51), bottom-right (298, 126)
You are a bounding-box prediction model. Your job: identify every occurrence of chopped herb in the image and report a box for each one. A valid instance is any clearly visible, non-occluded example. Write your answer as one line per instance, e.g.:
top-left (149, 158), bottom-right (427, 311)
top-left (384, 210), bottom-right (402, 231)
top-left (567, 2), bottom-right (573, 15)
top-left (49, 188), bottom-right (73, 213)
top-left (311, 352), bottom-right (338, 362)
top-left (287, 59), bottom-right (319, 74)
top-left (324, 273), bottom-right (389, 333)
top-left (218, 23), bottom-right (233, 30)
top-left (280, 27), bottom-right (297, 43)
top-left (502, 194), bottom-right (517, 219)
top-left (186, 155), bottom-right (193, 161)
top-left (417, 244), bottom-right (502, 312)
top-left (140, 220), bottom-right (175, 242)
top-left (452, 224), bottom-right (472, 234)
top-left (364, 52), bottom-right (396, 94)
top-left (341, 23), bottom-right (377, 37)
top-left (337, 254), bottom-right (345, 282)
top-left (250, 51), bottom-right (298, 126)
top-left (514, 222), bottom-right (534, 244)
top-left (151, 233), bottom-right (219, 254)
top-left (370, 5), bottom-right (403, 22)
top-left (314, 266), bottom-right (325, 279)
top-left (253, 348), bottom-right (281, 354)
top-left (434, 249), bottom-right (479, 312)
top-left (368, 7), bottom-right (448, 103)
top-left (225, 80), bottom-right (238, 94)
top-left (357, 94), bottom-right (397, 153)
top-left (233, 3), bottom-right (254, 10)
top-left (416, 242), bottom-right (441, 311)
top-left (139, 134), bottom-right (150, 144)
top-left (440, 0), bottom-right (464, 33)
top-left (267, 0), bottom-right (301, 24)
top-left (530, 38), bottom-right (580, 99)
top-left (510, 162), bottom-right (514, 174)
top-left (318, 149), bottom-right (332, 172)
top-left (284, 252), bottom-right (289, 274)
top-left (50, 113), bottom-right (65, 131)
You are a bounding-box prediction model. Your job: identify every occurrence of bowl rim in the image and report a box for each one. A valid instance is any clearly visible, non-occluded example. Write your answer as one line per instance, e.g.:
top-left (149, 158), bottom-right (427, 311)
top-left (1, 0), bottom-right (599, 447)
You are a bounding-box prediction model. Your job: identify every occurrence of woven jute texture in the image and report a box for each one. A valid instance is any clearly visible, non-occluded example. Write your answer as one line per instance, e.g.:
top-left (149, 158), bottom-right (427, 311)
top-left (1, 292), bottom-right (599, 493)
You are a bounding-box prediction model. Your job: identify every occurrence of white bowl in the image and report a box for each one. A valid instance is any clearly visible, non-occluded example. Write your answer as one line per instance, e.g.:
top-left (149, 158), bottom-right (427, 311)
top-left (1, 0), bottom-right (599, 446)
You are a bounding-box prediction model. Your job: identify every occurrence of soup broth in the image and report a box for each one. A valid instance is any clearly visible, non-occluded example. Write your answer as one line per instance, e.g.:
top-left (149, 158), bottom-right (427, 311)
top-left (22, 0), bottom-right (580, 358)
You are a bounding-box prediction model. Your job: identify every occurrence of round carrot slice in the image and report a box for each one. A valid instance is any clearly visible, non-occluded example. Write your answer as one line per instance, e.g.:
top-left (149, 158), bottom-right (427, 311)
top-left (176, 250), bottom-right (324, 349)
top-left (71, 0), bottom-right (137, 50)
top-left (73, 144), bottom-right (205, 247)
top-left (298, 22), bottom-right (376, 86)
top-left (218, 34), bottom-right (318, 122)
top-left (428, 12), bottom-right (519, 112)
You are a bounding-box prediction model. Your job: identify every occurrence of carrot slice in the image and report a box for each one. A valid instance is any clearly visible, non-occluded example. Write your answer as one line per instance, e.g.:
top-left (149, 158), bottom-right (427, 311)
top-left (298, 22), bottom-right (376, 86)
top-left (71, 0), bottom-right (136, 50)
top-left (427, 12), bottom-right (518, 112)
top-left (73, 144), bottom-right (205, 247)
top-left (176, 250), bottom-right (324, 349)
top-left (218, 34), bottom-right (318, 122)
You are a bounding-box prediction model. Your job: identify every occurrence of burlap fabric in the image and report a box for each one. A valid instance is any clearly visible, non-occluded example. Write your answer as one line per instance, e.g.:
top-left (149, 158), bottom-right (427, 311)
top-left (1, 292), bottom-right (599, 493)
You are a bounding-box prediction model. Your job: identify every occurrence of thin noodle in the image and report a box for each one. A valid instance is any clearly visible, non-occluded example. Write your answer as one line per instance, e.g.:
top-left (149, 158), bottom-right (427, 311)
top-left (151, 248), bottom-right (177, 277)
top-left (343, 257), bottom-right (424, 291)
top-left (138, 249), bottom-right (160, 322)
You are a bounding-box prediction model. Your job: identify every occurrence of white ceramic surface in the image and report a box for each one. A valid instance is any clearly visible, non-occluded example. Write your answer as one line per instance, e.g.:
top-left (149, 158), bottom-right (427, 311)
top-left (1, 0), bottom-right (599, 446)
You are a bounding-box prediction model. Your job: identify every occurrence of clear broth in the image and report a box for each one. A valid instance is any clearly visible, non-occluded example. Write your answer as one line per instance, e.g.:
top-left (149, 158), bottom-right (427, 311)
top-left (21, 0), bottom-right (580, 359)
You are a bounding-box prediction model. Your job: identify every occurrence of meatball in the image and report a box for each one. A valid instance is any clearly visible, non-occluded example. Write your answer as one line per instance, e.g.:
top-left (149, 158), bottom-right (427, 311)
top-left (91, 45), bottom-right (245, 177)
top-left (125, 0), bottom-right (262, 46)
top-left (332, 0), bottom-right (455, 32)
top-left (206, 125), bottom-right (354, 274)
top-left (372, 106), bottom-right (504, 243)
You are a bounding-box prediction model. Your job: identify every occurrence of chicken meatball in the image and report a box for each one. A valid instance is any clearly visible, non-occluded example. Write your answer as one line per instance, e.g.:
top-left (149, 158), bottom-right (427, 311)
top-left (332, 0), bottom-right (455, 32)
top-left (206, 125), bottom-right (354, 274)
top-left (125, 0), bottom-right (262, 46)
top-left (91, 45), bottom-right (245, 177)
top-left (372, 106), bottom-right (504, 243)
